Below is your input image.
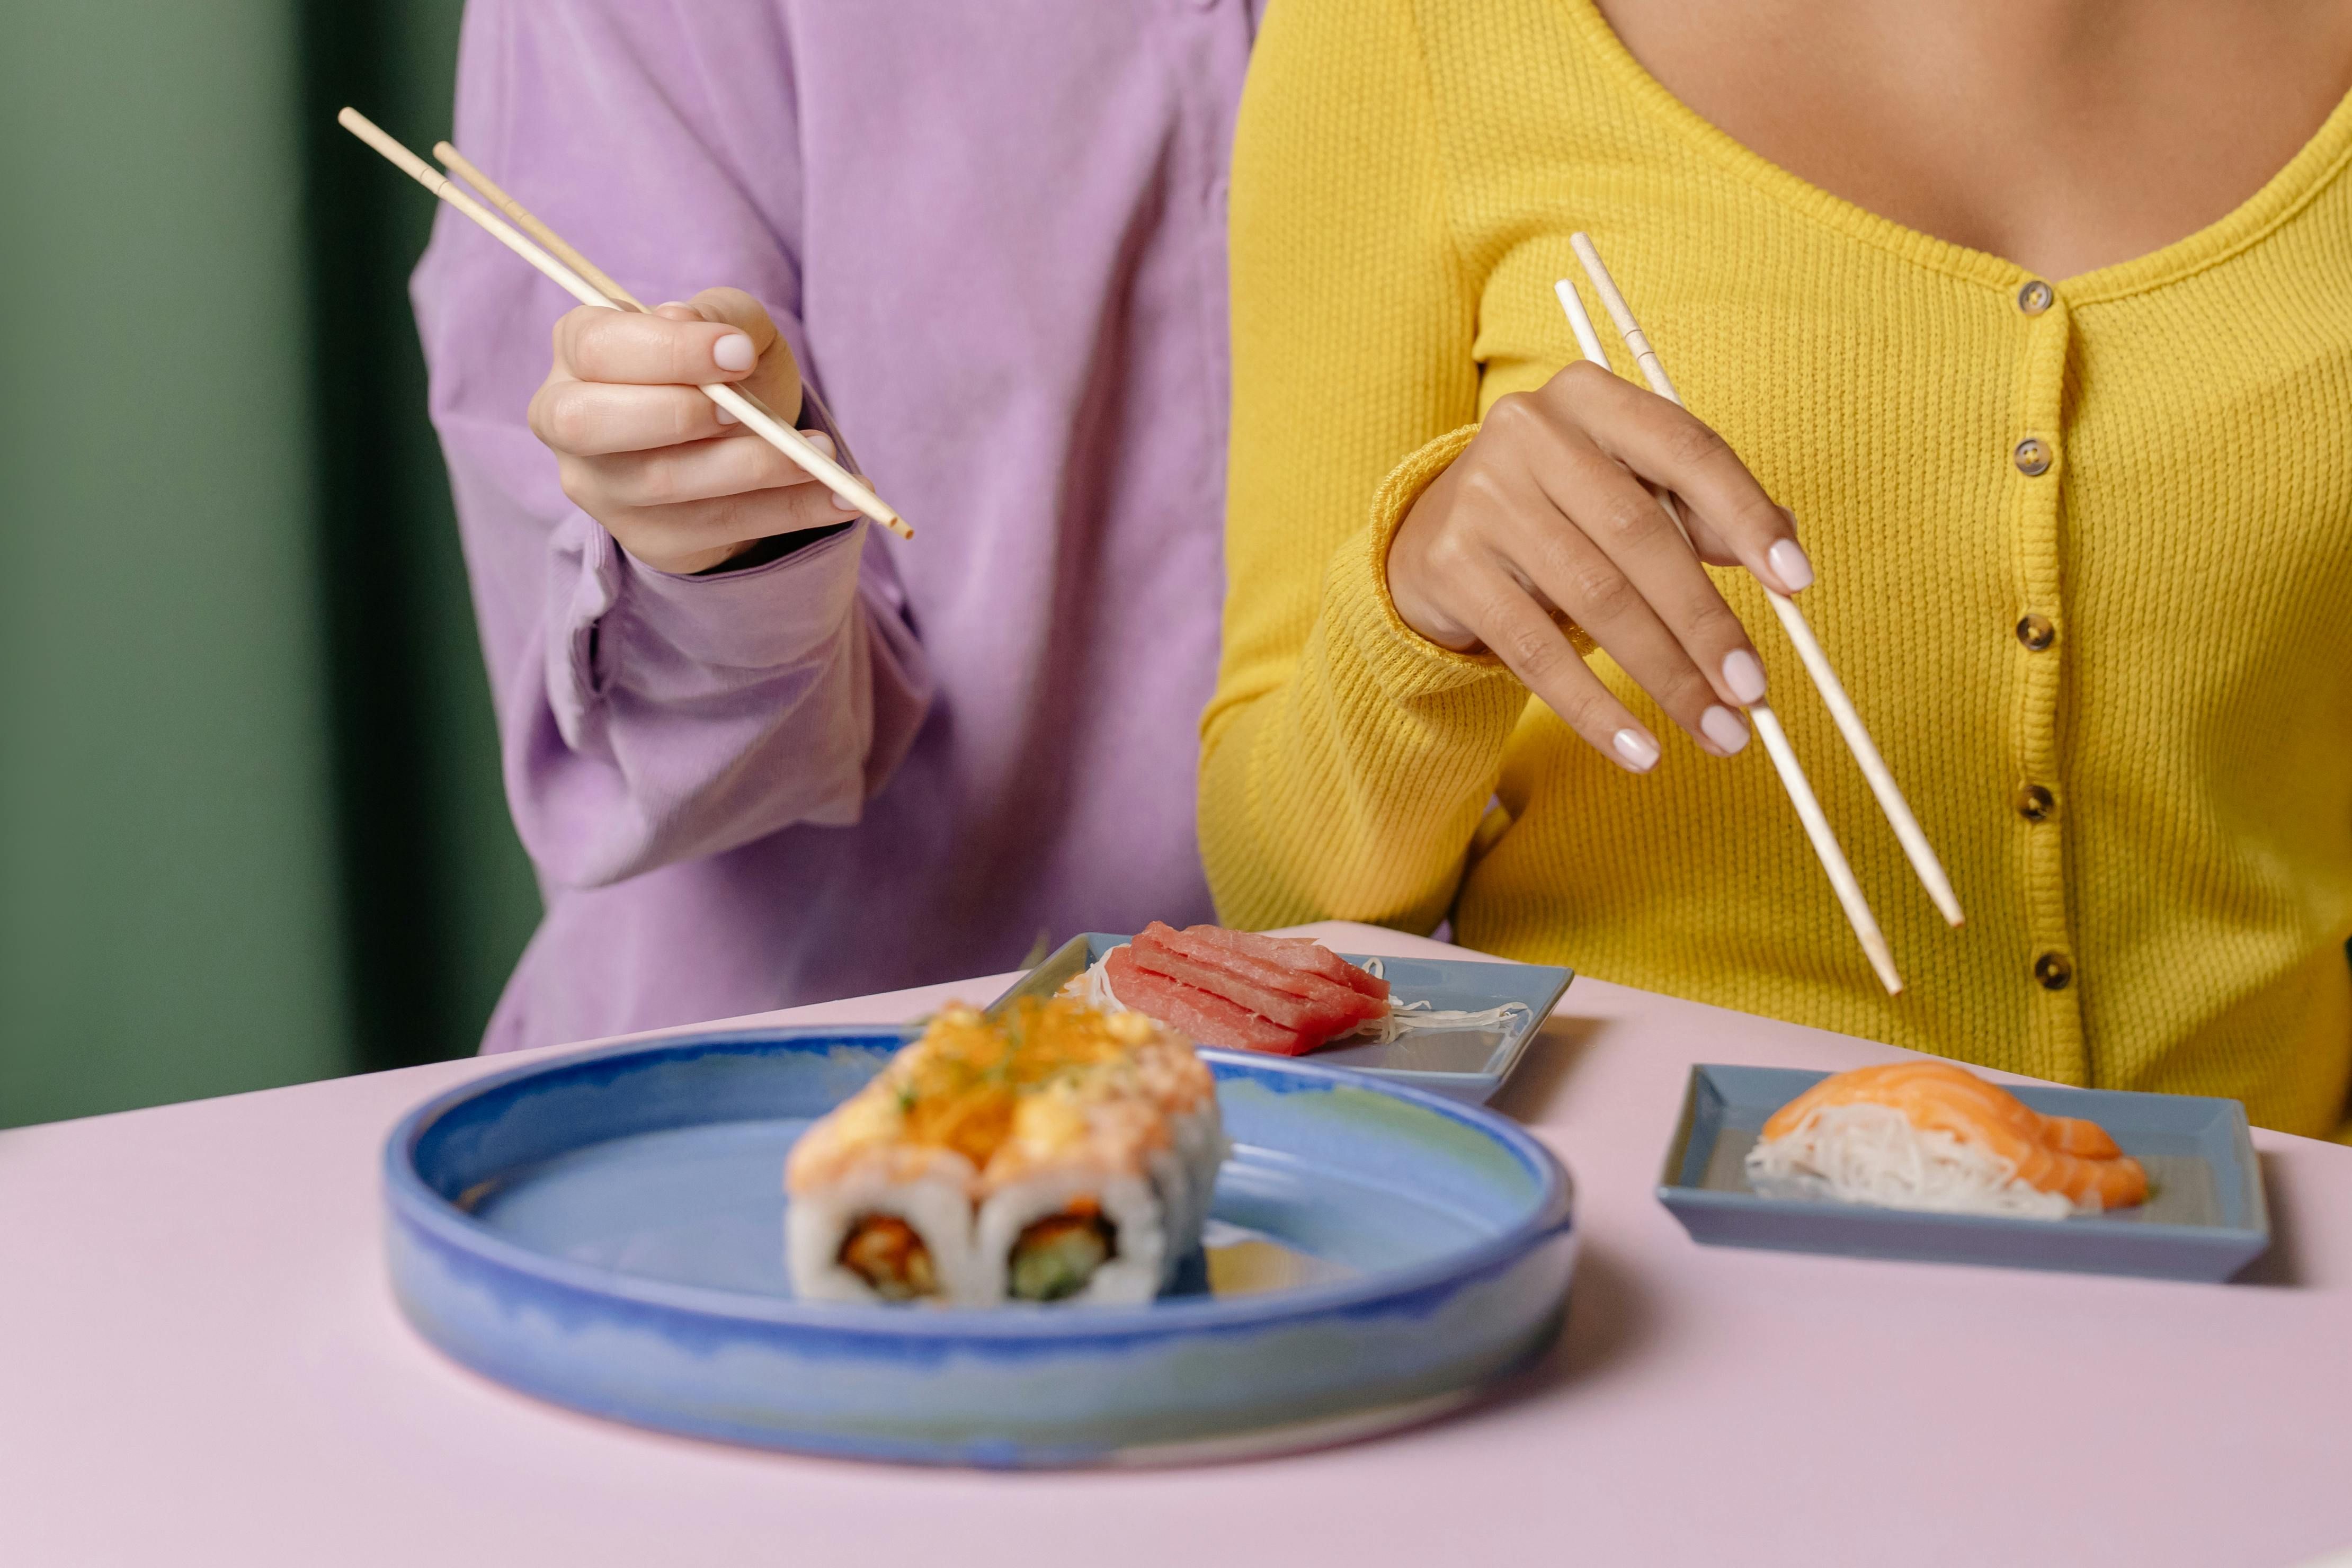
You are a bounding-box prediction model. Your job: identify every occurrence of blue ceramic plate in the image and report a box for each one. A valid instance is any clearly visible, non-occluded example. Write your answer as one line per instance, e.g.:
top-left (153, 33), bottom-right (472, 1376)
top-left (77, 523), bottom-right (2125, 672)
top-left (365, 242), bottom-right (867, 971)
top-left (384, 1027), bottom-right (1576, 1467)
top-left (990, 934), bottom-right (1575, 1103)
top-left (1657, 1064), bottom-right (2269, 1281)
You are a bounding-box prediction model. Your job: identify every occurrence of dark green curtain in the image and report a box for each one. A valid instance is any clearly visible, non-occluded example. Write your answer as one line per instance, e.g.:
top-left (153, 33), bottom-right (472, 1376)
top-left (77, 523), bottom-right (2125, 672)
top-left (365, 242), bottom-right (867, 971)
top-left (0, 0), bottom-right (534, 1127)
top-left (299, 0), bottom-right (541, 1079)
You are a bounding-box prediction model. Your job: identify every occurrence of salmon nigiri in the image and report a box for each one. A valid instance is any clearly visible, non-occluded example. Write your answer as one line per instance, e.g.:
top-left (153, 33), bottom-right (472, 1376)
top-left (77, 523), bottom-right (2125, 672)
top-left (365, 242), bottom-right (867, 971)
top-left (1749, 1060), bottom-right (2149, 1216)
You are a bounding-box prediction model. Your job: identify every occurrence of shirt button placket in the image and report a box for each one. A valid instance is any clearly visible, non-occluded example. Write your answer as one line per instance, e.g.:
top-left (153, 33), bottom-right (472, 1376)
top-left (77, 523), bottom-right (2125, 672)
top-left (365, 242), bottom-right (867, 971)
top-left (2006, 280), bottom-right (2087, 1083)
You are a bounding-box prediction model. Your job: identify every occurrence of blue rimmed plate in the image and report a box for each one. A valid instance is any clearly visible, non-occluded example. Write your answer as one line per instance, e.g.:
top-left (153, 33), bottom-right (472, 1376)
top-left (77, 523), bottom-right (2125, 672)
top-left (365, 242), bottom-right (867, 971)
top-left (384, 1027), bottom-right (1577, 1467)
top-left (990, 934), bottom-right (1574, 1103)
top-left (1657, 1064), bottom-right (2269, 1281)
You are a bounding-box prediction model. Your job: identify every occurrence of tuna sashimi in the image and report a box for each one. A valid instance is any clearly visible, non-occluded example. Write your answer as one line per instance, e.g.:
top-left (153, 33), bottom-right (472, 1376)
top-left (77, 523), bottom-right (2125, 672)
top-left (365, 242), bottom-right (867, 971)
top-left (1126, 943), bottom-right (1371, 1039)
top-left (1104, 947), bottom-right (1315, 1056)
top-left (1129, 923), bottom-right (1386, 1036)
top-left (1176, 924), bottom-right (1390, 1002)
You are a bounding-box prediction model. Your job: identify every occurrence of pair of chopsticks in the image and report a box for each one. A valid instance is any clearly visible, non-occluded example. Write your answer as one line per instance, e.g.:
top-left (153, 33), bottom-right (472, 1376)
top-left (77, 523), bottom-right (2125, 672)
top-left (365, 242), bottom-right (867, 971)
top-left (1555, 233), bottom-right (1961, 995)
top-left (335, 108), bottom-right (912, 540)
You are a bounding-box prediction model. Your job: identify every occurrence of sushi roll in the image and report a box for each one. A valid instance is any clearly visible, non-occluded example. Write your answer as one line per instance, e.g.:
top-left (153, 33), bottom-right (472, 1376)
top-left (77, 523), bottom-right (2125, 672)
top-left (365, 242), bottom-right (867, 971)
top-left (1126, 1020), bottom-right (1228, 1246)
top-left (974, 1088), bottom-right (1180, 1305)
top-left (783, 1064), bottom-right (989, 1304)
top-left (785, 1000), bottom-right (1224, 1306)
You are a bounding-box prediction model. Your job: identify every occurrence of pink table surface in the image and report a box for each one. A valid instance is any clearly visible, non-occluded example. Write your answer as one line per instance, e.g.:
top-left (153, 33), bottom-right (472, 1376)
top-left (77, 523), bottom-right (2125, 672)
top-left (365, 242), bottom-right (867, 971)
top-left (4, 922), bottom-right (2349, 1568)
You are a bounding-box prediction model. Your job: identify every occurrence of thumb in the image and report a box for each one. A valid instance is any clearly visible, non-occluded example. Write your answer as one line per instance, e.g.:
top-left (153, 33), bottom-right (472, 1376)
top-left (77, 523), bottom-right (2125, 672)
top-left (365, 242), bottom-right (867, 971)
top-left (684, 286), bottom-right (804, 424)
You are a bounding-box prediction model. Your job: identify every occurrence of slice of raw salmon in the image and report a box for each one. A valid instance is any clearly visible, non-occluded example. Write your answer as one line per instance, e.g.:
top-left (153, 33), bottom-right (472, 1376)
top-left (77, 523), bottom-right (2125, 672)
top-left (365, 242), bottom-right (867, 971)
top-left (1762, 1060), bottom-right (2148, 1210)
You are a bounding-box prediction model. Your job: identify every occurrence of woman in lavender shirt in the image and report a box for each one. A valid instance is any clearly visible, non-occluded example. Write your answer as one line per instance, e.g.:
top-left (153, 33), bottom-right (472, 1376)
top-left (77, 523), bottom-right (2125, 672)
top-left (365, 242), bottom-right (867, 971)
top-left (412, 2), bottom-right (1258, 1052)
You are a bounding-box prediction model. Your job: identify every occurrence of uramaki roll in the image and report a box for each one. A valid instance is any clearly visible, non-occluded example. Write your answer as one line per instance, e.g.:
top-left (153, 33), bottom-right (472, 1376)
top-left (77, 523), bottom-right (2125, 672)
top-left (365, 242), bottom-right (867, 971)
top-left (974, 1088), bottom-right (1179, 1305)
top-left (783, 1070), bottom-right (987, 1305)
top-left (785, 1000), bottom-right (1224, 1306)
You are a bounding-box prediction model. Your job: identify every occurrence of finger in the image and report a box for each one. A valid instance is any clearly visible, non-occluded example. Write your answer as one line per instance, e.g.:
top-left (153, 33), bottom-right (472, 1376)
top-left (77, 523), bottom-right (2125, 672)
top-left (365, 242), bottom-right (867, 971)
top-left (529, 378), bottom-right (735, 456)
top-left (1542, 366), bottom-right (1813, 594)
top-left (1491, 468), bottom-right (1755, 755)
top-left (1526, 438), bottom-right (1771, 714)
top-left (1670, 497), bottom-right (1818, 600)
top-left (1455, 565), bottom-right (1663, 773)
top-left (555, 306), bottom-right (761, 387)
top-left (575, 429), bottom-right (842, 512)
top-left (683, 287), bottom-right (778, 355)
top-left (684, 287), bottom-right (804, 424)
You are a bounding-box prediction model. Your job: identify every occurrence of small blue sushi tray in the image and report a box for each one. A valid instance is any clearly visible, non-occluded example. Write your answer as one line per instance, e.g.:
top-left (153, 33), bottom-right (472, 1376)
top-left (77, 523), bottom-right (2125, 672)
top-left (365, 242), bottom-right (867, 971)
top-left (993, 934), bottom-right (1575, 1103)
top-left (384, 1026), bottom-right (1577, 1467)
top-left (1658, 1064), bottom-right (2270, 1282)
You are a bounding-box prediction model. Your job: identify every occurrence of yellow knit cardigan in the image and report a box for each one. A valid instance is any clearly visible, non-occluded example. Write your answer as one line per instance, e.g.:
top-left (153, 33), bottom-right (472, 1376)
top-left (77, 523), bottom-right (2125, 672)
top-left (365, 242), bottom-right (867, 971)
top-left (1202, 0), bottom-right (2352, 1136)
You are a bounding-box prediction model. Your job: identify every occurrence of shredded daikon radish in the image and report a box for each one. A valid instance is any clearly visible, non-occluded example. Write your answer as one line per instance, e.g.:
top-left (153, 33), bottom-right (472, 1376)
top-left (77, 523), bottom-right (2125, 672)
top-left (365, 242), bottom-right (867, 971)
top-left (1061, 955), bottom-right (1125, 1015)
top-left (1743, 1101), bottom-right (2090, 1220)
top-left (1059, 953), bottom-right (1531, 1047)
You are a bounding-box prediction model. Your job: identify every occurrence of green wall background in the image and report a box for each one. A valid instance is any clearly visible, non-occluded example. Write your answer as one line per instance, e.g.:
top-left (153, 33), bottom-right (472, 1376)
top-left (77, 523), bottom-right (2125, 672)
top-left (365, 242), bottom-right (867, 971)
top-left (0, 0), bottom-right (536, 1127)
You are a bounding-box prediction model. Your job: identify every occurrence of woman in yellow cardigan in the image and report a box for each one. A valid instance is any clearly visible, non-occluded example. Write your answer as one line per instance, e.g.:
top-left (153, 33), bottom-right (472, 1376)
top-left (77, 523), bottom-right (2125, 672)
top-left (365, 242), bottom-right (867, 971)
top-left (1204, 0), bottom-right (2352, 1136)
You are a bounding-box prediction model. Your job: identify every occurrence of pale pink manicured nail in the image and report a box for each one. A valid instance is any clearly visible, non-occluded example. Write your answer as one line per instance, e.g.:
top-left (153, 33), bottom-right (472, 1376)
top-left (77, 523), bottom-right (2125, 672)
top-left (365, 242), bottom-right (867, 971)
top-left (805, 431), bottom-right (837, 457)
top-left (1700, 705), bottom-right (1750, 754)
top-left (1612, 728), bottom-right (1661, 772)
top-left (713, 333), bottom-right (756, 371)
top-left (712, 402), bottom-right (740, 425)
top-left (1768, 538), bottom-right (1814, 592)
top-left (1722, 648), bottom-right (1767, 705)
top-left (830, 492), bottom-right (860, 512)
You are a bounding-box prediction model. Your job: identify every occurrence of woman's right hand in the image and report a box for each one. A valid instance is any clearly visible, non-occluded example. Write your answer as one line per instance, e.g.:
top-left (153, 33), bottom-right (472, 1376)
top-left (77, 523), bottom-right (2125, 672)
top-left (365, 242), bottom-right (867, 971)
top-left (528, 287), bottom-right (862, 575)
top-left (1386, 361), bottom-right (1815, 773)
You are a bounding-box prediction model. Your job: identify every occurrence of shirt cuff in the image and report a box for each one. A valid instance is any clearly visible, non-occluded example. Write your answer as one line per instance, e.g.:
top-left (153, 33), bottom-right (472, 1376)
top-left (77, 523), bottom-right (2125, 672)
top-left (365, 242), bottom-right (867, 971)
top-left (1323, 424), bottom-right (1521, 701)
top-left (613, 517), bottom-right (868, 671)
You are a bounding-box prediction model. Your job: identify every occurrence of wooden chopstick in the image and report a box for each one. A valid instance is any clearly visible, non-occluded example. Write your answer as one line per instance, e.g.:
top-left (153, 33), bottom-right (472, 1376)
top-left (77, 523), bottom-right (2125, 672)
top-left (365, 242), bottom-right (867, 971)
top-left (431, 142), bottom-right (641, 308)
top-left (1555, 274), bottom-right (1903, 996)
top-left (1567, 232), bottom-right (1963, 931)
top-left (427, 140), bottom-right (870, 528)
top-left (334, 109), bottom-right (912, 541)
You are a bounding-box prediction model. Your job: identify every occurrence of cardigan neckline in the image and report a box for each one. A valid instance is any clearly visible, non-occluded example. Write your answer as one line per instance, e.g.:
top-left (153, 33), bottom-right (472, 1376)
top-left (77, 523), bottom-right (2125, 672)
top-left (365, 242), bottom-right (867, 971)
top-left (1555, 0), bottom-right (2352, 306)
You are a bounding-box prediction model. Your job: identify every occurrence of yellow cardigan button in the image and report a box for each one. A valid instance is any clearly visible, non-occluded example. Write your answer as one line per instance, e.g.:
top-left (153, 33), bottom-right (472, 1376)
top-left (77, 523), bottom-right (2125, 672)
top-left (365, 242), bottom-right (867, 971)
top-left (2017, 280), bottom-right (2054, 315)
top-left (2014, 438), bottom-right (2052, 476)
top-left (2016, 614), bottom-right (2056, 651)
top-left (2015, 783), bottom-right (2055, 821)
top-left (2034, 952), bottom-right (2074, 990)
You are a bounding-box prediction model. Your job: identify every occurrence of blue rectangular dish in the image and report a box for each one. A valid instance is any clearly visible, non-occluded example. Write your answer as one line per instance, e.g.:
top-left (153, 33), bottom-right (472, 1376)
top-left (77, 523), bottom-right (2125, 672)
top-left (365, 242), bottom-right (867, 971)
top-left (990, 934), bottom-right (1573, 1104)
top-left (1657, 1064), bottom-right (2270, 1281)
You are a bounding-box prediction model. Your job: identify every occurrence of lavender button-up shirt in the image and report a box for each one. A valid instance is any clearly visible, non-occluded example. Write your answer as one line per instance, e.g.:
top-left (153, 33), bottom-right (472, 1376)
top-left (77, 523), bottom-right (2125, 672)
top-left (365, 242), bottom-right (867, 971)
top-left (412, 1), bottom-right (1257, 1052)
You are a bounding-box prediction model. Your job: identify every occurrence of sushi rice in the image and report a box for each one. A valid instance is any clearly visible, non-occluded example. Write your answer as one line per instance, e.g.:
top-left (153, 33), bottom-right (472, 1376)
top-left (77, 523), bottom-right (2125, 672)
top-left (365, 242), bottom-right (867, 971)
top-left (1744, 1101), bottom-right (2088, 1220)
top-left (786, 1000), bottom-right (1226, 1306)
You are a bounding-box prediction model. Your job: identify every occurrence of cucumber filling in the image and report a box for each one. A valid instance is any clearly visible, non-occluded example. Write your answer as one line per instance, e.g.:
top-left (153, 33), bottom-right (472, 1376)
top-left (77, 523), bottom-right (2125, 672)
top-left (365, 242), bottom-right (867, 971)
top-left (838, 1214), bottom-right (939, 1300)
top-left (1008, 1209), bottom-right (1118, 1302)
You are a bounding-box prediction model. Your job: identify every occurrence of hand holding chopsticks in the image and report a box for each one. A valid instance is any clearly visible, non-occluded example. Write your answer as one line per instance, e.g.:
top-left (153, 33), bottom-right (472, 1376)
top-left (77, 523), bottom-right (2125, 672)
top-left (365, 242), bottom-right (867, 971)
top-left (1557, 231), bottom-right (1963, 991)
top-left (336, 108), bottom-right (911, 542)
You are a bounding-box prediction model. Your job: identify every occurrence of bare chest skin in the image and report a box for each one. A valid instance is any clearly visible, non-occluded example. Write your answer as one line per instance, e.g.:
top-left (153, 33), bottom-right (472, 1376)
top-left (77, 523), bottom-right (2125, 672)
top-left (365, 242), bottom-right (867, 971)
top-left (1594, 0), bottom-right (2352, 279)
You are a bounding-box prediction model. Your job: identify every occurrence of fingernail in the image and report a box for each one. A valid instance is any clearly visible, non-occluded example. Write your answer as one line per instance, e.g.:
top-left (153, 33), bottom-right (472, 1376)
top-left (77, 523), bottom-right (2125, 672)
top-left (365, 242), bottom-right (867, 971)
top-left (1768, 538), bottom-right (1814, 593)
top-left (830, 492), bottom-right (860, 513)
top-left (1612, 728), bottom-right (1661, 772)
top-left (712, 402), bottom-right (740, 425)
top-left (1722, 648), bottom-right (1767, 705)
top-left (713, 333), bottom-right (756, 371)
top-left (805, 431), bottom-right (837, 457)
top-left (1701, 705), bottom-right (1750, 755)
